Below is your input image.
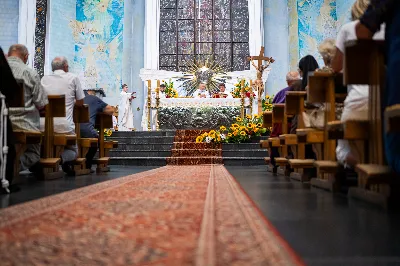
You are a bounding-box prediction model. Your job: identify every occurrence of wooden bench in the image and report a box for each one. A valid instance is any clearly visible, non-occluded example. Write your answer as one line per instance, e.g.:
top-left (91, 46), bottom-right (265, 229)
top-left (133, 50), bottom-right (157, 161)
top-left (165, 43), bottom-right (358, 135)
top-left (94, 112), bottom-right (113, 173)
top-left (10, 82), bottom-right (43, 184)
top-left (261, 111), bottom-right (273, 172)
top-left (344, 40), bottom-right (393, 208)
top-left (286, 91), bottom-right (311, 182)
top-left (73, 104), bottom-right (97, 176)
top-left (271, 104), bottom-right (291, 176)
top-left (306, 72), bottom-right (345, 191)
top-left (40, 95), bottom-right (66, 180)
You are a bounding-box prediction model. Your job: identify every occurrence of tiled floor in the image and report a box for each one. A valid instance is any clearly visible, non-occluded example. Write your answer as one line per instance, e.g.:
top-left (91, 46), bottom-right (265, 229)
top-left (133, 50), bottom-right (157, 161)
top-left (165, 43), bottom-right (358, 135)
top-left (2, 165), bottom-right (400, 265)
top-left (227, 165), bottom-right (400, 266)
top-left (0, 166), bottom-right (158, 209)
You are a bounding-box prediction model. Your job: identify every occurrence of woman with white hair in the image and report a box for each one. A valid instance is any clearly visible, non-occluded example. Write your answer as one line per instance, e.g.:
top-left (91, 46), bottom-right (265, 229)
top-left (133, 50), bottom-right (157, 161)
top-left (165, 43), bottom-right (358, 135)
top-left (331, 0), bottom-right (385, 168)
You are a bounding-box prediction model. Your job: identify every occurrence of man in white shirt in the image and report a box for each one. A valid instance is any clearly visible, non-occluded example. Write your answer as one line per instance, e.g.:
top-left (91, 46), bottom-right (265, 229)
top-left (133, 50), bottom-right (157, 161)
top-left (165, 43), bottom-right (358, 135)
top-left (41, 56), bottom-right (85, 175)
top-left (194, 83), bottom-right (210, 98)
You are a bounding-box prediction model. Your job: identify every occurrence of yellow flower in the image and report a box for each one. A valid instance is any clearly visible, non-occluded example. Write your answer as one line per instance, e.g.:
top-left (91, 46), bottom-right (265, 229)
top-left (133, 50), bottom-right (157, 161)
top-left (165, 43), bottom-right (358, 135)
top-left (233, 131), bottom-right (238, 136)
top-left (240, 126), bottom-right (246, 131)
top-left (217, 135), bottom-right (221, 142)
top-left (220, 126), bottom-right (226, 131)
top-left (236, 117), bottom-right (242, 122)
top-left (230, 126), bottom-right (235, 131)
top-left (257, 123), bottom-right (262, 128)
top-left (240, 131), bottom-right (246, 136)
top-left (202, 132), bottom-right (208, 137)
top-left (253, 114), bottom-right (259, 119)
top-left (265, 95), bottom-right (270, 99)
top-left (232, 123), bottom-right (239, 128)
top-left (246, 114), bottom-right (252, 119)
top-left (209, 130), bottom-right (216, 135)
top-left (254, 128), bottom-right (259, 133)
top-left (247, 123), bottom-right (252, 128)
top-left (196, 136), bottom-right (203, 143)
top-left (228, 133), bottom-right (232, 137)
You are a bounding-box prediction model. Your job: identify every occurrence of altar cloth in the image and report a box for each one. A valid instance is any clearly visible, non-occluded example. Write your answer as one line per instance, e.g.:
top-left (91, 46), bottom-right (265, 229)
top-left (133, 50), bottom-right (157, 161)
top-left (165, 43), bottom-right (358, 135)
top-left (152, 98), bottom-right (253, 108)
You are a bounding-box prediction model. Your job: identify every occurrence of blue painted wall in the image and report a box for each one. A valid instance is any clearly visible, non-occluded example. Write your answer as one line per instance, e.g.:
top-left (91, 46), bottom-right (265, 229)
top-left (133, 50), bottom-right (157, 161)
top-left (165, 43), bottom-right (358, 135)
top-left (121, 0), bottom-right (145, 130)
top-left (0, 0), bottom-right (19, 53)
top-left (263, 0), bottom-right (290, 96)
top-left (47, 0), bottom-right (76, 74)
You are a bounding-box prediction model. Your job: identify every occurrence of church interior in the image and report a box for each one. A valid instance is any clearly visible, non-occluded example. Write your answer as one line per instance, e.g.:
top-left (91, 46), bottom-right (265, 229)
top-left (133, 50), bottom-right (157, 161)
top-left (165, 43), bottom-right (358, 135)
top-left (1, 0), bottom-right (400, 265)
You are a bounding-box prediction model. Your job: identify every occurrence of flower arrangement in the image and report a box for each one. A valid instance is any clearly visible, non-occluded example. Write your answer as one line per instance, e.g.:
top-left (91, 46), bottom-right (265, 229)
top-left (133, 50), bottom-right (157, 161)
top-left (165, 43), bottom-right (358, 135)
top-left (232, 79), bottom-right (253, 98)
top-left (162, 79), bottom-right (179, 98)
top-left (196, 114), bottom-right (269, 144)
top-left (104, 128), bottom-right (112, 138)
top-left (262, 94), bottom-right (274, 112)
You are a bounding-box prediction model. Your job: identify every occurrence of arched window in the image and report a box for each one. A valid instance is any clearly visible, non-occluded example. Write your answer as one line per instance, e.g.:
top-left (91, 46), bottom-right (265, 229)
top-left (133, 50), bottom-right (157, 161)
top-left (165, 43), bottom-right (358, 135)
top-left (159, 0), bottom-right (249, 72)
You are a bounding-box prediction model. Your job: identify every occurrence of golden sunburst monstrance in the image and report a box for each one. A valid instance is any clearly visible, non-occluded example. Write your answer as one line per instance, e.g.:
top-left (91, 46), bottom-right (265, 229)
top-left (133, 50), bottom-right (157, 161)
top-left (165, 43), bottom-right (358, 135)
top-left (177, 58), bottom-right (228, 96)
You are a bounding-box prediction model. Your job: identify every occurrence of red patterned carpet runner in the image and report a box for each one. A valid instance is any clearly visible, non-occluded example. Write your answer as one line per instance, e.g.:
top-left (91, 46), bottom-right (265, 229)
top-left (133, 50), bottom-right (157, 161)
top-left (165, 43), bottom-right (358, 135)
top-left (167, 130), bottom-right (223, 165)
top-left (0, 166), bottom-right (303, 265)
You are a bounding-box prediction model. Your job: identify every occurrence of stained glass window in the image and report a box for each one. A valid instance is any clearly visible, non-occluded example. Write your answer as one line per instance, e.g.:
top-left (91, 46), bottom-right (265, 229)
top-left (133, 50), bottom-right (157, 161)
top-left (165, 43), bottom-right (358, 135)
top-left (159, 0), bottom-right (249, 72)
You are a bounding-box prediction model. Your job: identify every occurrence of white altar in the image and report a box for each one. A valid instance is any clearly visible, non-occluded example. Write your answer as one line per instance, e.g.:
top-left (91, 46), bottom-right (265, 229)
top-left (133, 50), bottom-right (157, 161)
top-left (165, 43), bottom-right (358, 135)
top-left (139, 68), bottom-right (271, 130)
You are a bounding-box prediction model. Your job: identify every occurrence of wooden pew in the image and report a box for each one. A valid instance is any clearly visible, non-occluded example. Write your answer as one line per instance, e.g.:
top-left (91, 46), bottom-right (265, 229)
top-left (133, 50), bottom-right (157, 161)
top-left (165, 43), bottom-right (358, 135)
top-left (261, 111), bottom-right (273, 172)
top-left (287, 91), bottom-right (316, 182)
top-left (73, 104), bottom-right (97, 175)
top-left (271, 104), bottom-right (291, 176)
top-left (94, 112), bottom-right (113, 173)
top-left (11, 82), bottom-right (42, 184)
top-left (307, 72), bottom-right (343, 191)
top-left (344, 40), bottom-right (393, 208)
top-left (40, 95), bottom-right (66, 180)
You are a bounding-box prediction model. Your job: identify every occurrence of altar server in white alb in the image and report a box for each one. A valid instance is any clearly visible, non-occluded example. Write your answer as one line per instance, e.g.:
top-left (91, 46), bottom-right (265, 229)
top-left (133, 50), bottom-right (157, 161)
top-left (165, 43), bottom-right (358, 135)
top-left (217, 83), bottom-right (233, 98)
top-left (194, 83), bottom-right (210, 98)
top-left (118, 84), bottom-right (135, 131)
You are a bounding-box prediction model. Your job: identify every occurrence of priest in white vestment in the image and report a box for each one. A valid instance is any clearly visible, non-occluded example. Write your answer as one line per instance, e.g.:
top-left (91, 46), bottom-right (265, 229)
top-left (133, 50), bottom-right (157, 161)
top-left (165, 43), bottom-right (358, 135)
top-left (193, 83), bottom-right (210, 98)
top-left (118, 84), bottom-right (135, 131)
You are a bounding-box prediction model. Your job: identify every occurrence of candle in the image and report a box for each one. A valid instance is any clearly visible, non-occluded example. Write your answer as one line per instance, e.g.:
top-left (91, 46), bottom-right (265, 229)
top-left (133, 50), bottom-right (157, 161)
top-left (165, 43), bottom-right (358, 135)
top-left (147, 80), bottom-right (151, 91)
top-left (157, 80), bottom-right (160, 88)
top-left (241, 79), bottom-right (245, 95)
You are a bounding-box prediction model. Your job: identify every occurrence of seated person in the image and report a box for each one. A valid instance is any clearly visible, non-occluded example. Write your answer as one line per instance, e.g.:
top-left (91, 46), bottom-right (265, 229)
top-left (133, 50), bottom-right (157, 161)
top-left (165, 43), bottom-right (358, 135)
top-left (0, 47), bottom-right (19, 193)
top-left (331, 0), bottom-right (385, 168)
top-left (7, 44), bottom-right (48, 173)
top-left (214, 83), bottom-right (233, 98)
top-left (159, 84), bottom-right (167, 98)
top-left (194, 83), bottom-right (210, 98)
top-left (40, 56), bottom-right (85, 175)
top-left (80, 89), bottom-right (114, 170)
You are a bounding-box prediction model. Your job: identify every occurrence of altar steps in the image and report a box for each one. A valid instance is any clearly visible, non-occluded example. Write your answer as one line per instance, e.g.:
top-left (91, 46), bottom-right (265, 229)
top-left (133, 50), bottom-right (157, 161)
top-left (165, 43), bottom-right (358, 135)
top-left (108, 131), bottom-right (175, 166)
top-left (108, 131), bottom-right (269, 166)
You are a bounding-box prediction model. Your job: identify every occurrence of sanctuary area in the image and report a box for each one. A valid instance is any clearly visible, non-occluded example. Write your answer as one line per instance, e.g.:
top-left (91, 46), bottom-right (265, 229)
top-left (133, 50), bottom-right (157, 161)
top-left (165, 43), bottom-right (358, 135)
top-left (1, 0), bottom-right (400, 265)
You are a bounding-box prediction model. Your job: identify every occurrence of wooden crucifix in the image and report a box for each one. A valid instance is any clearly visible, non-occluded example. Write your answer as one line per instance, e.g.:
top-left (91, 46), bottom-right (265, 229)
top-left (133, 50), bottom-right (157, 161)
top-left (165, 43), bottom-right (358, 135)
top-left (247, 47), bottom-right (275, 114)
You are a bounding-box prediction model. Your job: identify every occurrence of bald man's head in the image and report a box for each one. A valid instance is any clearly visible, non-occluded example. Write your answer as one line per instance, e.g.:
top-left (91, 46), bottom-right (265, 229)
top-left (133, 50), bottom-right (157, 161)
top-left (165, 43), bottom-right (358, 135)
top-left (286, 71), bottom-right (301, 86)
top-left (8, 44), bottom-right (29, 64)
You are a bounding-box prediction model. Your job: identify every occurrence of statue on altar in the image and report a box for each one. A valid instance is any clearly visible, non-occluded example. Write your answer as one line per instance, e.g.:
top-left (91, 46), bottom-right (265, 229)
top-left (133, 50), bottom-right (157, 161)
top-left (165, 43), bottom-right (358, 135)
top-left (193, 83), bottom-right (210, 98)
top-left (118, 84), bottom-right (136, 131)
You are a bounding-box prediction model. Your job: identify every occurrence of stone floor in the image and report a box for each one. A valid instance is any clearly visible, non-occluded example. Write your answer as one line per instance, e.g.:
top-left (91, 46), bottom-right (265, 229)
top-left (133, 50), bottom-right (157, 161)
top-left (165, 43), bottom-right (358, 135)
top-left (2, 165), bottom-right (400, 265)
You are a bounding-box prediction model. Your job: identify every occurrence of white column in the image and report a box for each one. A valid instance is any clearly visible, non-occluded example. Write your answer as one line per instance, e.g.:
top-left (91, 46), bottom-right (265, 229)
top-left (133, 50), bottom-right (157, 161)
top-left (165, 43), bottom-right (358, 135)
top-left (18, 0), bottom-right (37, 68)
top-left (248, 0), bottom-right (264, 57)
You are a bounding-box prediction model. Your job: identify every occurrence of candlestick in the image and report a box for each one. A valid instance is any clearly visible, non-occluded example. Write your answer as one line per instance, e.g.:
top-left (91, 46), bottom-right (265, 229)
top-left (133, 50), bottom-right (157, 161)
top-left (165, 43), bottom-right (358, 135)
top-left (240, 79), bottom-right (245, 119)
top-left (147, 80), bottom-right (151, 131)
top-left (249, 80), bottom-right (253, 115)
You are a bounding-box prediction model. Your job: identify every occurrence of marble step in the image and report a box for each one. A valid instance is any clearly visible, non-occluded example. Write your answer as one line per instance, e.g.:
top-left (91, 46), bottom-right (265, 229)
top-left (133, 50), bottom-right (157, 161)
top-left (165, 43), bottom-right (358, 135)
top-left (223, 157), bottom-right (266, 166)
top-left (109, 157), bottom-right (167, 166)
top-left (167, 156), bottom-right (223, 165)
top-left (171, 149), bottom-right (222, 157)
top-left (109, 150), bottom-right (172, 157)
top-left (222, 149), bottom-right (268, 157)
top-left (111, 144), bottom-right (173, 151)
top-left (106, 136), bottom-right (175, 144)
top-left (111, 131), bottom-right (176, 137)
top-left (222, 143), bottom-right (266, 150)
